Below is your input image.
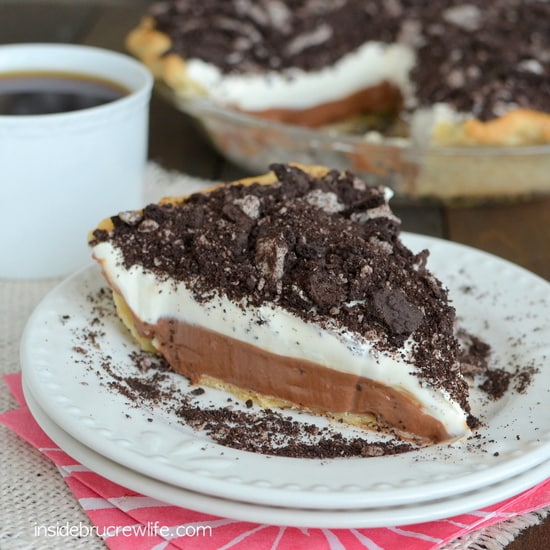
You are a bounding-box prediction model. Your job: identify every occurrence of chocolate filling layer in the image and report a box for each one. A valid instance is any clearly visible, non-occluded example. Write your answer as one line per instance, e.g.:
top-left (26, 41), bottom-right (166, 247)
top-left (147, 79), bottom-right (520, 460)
top-left (134, 315), bottom-right (452, 443)
top-left (245, 81), bottom-right (402, 127)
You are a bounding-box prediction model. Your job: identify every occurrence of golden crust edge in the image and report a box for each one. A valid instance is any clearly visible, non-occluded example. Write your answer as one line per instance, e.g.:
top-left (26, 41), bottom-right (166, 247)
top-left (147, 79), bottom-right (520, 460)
top-left (126, 16), bottom-right (206, 97)
top-left (434, 108), bottom-right (550, 146)
top-left (191, 375), bottom-right (420, 442)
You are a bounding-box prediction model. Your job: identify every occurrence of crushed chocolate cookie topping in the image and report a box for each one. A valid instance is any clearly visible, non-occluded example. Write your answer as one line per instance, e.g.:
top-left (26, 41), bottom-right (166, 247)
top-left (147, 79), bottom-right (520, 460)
top-left (147, 0), bottom-right (549, 121)
top-left (406, 0), bottom-right (550, 120)
top-left (149, 0), bottom-right (400, 73)
top-left (174, 403), bottom-right (415, 458)
top-left (457, 328), bottom-right (539, 403)
top-left (457, 329), bottom-right (492, 377)
top-left (92, 163), bottom-right (469, 411)
top-left (478, 368), bottom-right (512, 401)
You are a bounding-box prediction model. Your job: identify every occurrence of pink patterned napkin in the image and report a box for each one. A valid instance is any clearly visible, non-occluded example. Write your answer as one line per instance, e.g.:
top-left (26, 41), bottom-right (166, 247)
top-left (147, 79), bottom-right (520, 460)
top-left (2, 372), bottom-right (549, 550)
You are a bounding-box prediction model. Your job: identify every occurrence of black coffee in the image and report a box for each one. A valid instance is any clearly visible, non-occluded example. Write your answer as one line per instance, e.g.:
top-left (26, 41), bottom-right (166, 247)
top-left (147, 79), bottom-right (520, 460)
top-left (0, 71), bottom-right (129, 115)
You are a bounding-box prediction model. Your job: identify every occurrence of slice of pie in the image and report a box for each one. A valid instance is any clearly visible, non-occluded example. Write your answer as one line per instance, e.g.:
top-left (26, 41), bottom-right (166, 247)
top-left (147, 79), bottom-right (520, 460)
top-left (89, 163), bottom-right (477, 443)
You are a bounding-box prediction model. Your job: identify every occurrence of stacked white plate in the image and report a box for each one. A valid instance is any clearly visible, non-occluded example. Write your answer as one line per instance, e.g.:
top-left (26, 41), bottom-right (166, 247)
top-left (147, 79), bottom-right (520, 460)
top-left (21, 234), bottom-right (550, 528)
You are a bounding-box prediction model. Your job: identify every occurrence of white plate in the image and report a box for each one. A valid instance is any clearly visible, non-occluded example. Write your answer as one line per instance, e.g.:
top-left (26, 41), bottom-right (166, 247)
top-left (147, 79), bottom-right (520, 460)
top-left (23, 380), bottom-right (550, 529)
top-left (21, 234), bottom-right (550, 510)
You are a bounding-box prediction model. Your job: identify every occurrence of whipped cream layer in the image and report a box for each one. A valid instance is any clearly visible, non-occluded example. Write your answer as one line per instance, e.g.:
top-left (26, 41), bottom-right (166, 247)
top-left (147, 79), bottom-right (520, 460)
top-left (93, 240), bottom-right (470, 441)
top-left (184, 41), bottom-right (414, 112)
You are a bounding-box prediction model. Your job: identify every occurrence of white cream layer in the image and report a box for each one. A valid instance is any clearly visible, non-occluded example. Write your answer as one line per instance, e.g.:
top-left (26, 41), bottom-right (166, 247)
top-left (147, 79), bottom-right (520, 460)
top-left (93, 242), bottom-right (470, 440)
top-left (185, 41), bottom-right (414, 111)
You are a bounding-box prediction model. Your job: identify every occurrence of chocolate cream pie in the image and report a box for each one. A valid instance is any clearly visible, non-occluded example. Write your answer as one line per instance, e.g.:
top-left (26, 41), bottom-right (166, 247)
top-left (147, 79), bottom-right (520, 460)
top-left (89, 164), bottom-right (478, 444)
top-left (127, 0), bottom-right (550, 146)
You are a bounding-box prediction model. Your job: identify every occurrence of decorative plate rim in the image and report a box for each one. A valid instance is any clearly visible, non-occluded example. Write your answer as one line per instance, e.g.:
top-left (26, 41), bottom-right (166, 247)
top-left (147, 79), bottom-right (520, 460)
top-left (21, 233), bottom-right (550, 510)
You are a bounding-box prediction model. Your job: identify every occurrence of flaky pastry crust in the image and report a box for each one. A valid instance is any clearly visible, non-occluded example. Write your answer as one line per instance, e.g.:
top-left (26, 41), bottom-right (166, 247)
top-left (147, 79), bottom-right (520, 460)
top-left (434, 109), bottom-right (550, 147)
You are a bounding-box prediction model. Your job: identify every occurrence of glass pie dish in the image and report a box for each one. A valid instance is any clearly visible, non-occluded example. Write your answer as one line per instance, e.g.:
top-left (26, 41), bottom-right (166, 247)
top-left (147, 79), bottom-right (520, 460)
top-left (157, 84), bottom-right (550, 204)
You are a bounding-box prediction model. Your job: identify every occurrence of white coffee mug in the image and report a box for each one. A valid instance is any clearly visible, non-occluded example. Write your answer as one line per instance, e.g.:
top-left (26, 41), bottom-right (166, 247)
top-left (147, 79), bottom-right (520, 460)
top-left (0, 43), bottom-right (153, 278)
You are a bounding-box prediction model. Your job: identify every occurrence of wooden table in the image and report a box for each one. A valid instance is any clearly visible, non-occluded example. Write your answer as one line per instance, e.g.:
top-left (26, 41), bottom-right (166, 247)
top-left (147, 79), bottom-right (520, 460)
top-left (2, 2), bottom-right (549, 548)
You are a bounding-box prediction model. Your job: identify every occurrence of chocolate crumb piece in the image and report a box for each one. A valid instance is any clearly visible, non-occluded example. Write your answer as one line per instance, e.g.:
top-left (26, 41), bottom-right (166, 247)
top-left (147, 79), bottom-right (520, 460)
top-left (129, 350), bottom-right (171, 373)
top-left (245, 399), bottom-right (254, 409)
top-left (460, 329), bottom-right (514, 402)
top-left (458, 328), bottom-right (538, 401)
top-left (372, 287), bottom-right (424, 344)
top-left (458, 330), bottom-right (491, 377)
top-left (513, 366), bottom-right (539, 394)
top-left (190, 387), bottom-right (206, 396)
top-left (466, 414), bottom-right (481, 430)
top-left (174, 402), bottom-right (416, 458)
top-left (478, 368), bottom-right (512, 401)
top-left (125, 376), bottom-right (163, 401)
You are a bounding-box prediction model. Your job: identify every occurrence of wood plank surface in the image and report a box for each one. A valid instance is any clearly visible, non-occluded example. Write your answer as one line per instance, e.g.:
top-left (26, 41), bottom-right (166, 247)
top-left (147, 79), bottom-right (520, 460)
top-left (446, 198), bottom-right (550, 280)
top-left (0, 2), bottom-right (98, 43)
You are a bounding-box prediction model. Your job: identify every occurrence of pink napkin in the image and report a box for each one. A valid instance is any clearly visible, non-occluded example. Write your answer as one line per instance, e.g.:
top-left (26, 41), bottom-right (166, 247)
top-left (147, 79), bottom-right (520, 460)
top-left (2, 373), bottom-right (549, 550)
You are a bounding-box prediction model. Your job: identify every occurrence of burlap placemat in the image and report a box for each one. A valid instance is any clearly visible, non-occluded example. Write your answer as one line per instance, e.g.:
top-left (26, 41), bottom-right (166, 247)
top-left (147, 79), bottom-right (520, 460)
top-left (1, 162), bottom-right (547, 549)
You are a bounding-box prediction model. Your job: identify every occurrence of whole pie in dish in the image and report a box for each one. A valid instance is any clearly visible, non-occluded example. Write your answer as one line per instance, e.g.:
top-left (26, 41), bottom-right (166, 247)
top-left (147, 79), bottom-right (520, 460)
top-left (126, 0), bottom-right (550, 147)
top-left (89, 163), bottom-right (478, 444)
